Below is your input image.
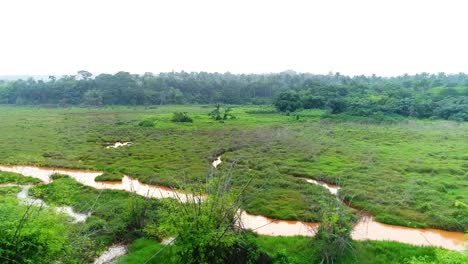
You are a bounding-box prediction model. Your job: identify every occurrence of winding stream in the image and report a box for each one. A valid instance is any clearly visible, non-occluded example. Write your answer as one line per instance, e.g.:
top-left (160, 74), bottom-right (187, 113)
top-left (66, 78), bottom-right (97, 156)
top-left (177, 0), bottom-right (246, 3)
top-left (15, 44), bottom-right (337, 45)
top-left (0, 183), bottom-right (90, 223)
top-left (0, 165), bottom-right (200, 203)
top-left (0, 164), bottom-right (466, 251)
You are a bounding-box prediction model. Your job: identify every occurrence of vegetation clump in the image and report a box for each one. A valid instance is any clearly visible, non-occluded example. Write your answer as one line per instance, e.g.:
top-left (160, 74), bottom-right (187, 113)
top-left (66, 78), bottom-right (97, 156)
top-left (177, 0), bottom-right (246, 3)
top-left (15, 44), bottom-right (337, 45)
top-left (158, 174), bottom-right (268, 264)
top-left (95, 172), bottom-right (124, 182)
top-left (138, 117), bottom-right (157, 127)
top-left (171, 112), bottom-right (193, 123)
top-left (312, 207), bottom-right (353, 263)
top-left (209, 104), bottom-right (236, 121)
top-left (273, 91), bottom-right (302, 112)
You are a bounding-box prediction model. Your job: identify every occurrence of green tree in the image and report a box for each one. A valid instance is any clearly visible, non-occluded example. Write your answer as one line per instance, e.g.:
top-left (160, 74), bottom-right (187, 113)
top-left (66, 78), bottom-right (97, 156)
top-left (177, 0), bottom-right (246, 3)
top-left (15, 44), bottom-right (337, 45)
top-left (274, 91), bottom-right (302, 112)
top-left (82, 89), bottom-right (103, 106)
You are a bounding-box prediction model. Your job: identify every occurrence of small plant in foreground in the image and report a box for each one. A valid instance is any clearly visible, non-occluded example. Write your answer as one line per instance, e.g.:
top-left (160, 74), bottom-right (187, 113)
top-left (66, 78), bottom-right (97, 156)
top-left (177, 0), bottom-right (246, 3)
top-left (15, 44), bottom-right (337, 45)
top-left (157, 172), bottom-right (269, 264)
top-left (313, 206), bottom-right (353, 264)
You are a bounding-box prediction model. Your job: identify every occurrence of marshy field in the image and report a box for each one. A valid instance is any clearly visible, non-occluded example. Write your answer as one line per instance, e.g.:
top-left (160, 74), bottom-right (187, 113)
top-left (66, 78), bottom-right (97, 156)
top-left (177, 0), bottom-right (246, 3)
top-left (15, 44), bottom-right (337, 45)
top-left (0, 105), bottom-right (467, 263)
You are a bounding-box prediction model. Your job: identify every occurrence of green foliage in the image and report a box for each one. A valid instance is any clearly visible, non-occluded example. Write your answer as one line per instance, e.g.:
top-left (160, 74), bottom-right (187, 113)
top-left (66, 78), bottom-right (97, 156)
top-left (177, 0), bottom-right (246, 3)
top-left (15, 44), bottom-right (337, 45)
top-left (253, 235), bottom-right (467, 264)
top-left (405, 249), bottom-right (468, 264)
top-left (117, 239), bottom-right (177, 264)
top-left (326, 98), bottom-right (347, 114)
top-left (313, 206), bottom-right (353, 263)
top-left (1, 104), bottom-right (467, 263)
top-left (274, 91), bottom-right (302, 112)
top-left (159, 174), bottom-right (268, 264)
top-left (0, 171), bottom-right (41, 184)
top-left (209, 104), bottom-right (236, 121)
top-left (95, 172), bottom-right (124, 182)
top-left (30, 176), bottom-right (161, 243)
top-left (171, 112), bottom-right (193, 123)
top-left (83, 89), bottom-right (103, 106)
top-left (2, 71), bottom-right (468, 121)
top-left (302, 95), bottom-right (325, 109)
top-left (0, 190), bottom-right (72, 263)
top-left (0, 105), bottom-right (466, 231)
top-left (139, 117), bottom-right (157, 127)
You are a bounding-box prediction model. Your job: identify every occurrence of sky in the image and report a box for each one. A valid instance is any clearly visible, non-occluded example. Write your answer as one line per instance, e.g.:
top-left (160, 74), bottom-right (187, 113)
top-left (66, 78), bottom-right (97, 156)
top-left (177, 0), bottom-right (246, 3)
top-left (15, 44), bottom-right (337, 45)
top-left (1, 0), bottom-right (467, 76)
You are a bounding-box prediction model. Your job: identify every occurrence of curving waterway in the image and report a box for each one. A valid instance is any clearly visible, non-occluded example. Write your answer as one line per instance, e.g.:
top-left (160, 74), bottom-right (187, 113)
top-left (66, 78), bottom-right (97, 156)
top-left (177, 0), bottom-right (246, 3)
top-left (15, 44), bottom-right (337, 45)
top-left (0, 164), bottom-right (466, 251)
top-left (0, 183), bottom-right (90, 223)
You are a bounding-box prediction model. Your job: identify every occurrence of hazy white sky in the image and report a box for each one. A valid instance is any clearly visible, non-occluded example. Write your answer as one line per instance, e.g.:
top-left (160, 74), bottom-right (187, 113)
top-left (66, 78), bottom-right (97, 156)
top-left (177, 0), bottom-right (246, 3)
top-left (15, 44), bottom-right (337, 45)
top-left (1, 0), bottom-right (467, 76)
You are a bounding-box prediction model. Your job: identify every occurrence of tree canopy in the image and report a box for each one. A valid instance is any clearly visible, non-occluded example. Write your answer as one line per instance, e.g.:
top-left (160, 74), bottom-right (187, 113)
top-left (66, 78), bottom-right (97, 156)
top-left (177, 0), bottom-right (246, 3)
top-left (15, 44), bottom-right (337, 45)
top-left (0, 71), bottom-right (467, 121)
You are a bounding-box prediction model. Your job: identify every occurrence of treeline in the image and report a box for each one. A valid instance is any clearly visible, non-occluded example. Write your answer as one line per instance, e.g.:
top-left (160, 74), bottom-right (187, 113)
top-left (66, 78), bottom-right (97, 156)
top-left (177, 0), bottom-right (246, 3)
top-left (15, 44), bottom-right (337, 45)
top-left (0, 71), bottom-right (467, 121)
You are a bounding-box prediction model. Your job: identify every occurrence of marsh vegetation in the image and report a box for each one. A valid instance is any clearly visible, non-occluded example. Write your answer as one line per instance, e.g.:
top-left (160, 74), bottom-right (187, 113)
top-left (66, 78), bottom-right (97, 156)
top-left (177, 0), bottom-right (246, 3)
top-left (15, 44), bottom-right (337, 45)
top-left (0, 104), bottom-right (466, 263)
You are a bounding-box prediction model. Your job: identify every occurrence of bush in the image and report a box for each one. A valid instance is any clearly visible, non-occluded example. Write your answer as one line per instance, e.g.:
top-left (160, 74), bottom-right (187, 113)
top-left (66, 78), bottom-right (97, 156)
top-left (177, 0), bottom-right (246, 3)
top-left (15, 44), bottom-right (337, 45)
top-left (138, 118), bottom-right (156, 127)
top-left (0, 201), bottom-right (72, 264)
top-left (159, 174), bottom-right (268, 264)
top-left (273, 91), bottom-right (302, 112)
top-left (209, 104), bottom-right (236, 121)
top-left (313, 206), bottom-right (353, 264)
top-left (171, 112), bottom-right (193, 123)
top-left (302, 95), bottom-right (325, 109)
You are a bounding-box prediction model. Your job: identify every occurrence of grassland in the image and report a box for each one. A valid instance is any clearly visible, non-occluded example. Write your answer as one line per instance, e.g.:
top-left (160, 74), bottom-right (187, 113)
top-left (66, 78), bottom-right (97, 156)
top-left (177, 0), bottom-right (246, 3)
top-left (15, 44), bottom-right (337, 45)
top-left (0, 171), bottom-right (164, 263)
top-left (0, 105), bottom-right (467, 231)
top-left (118, 237), bottom-right (468, 264)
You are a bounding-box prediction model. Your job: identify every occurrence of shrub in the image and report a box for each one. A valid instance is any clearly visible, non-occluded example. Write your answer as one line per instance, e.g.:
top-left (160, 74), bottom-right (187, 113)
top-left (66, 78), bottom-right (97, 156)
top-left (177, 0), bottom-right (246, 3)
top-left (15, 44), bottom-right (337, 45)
top-left (313, 206), bottom-right (353, 264)
top-left (0, 201), bottom-right (72, 264)
top-left (171, 112), bottom-right (193, 123)
top-left (159, 174), bottom-right (268, 264)
top-left (209, 104), bottom-right (236, 121)
top-left (273, 91), bottom-right (302, 112)
top-left (138, 119), bottom-right (156, 127)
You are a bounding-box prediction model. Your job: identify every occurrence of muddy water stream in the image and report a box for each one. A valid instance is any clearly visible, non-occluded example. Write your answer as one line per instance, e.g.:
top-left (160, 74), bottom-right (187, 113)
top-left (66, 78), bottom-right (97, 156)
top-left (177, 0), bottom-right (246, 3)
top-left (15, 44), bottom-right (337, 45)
top-left (239, 210), bottom-right (319, 236)
top-left (0, 164), bottom-right (465, 251)
top-left (0, 165), bottom-right (200, 203)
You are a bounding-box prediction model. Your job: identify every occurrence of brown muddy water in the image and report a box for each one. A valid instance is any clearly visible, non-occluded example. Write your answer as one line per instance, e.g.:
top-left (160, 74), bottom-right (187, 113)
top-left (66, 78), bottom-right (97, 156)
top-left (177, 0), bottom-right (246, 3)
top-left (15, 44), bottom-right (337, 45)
top-left (0, 165), bottom-right (200, 203)
top-left (0, 164), bottom-right (466, 251)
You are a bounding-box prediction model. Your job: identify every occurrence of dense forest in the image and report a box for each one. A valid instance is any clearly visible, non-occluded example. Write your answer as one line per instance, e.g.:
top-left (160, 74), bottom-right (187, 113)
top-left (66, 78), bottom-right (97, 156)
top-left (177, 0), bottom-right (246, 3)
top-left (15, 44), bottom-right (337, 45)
top-left (0, 71), bottom-right (467, 121)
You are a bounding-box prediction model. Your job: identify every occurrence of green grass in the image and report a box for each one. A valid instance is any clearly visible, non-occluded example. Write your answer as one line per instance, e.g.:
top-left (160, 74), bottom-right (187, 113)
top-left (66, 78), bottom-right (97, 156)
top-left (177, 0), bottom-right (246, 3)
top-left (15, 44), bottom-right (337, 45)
top-left (252, 235), bottom-right (468, 264)
top-left (117, 239), bottom-right (177, 264)
top-left (0, 105), bottom-right (467, 231)
top-left (117, 235), bottom-right (468, 264)
top-left (95, 172), bottom-right (124, 182)
top-left (0, 183), bottom-right (79, 263)
top-left (0, 171), bottom-right (41, 184)
top-left (29, 175), bottom-right (163, 246)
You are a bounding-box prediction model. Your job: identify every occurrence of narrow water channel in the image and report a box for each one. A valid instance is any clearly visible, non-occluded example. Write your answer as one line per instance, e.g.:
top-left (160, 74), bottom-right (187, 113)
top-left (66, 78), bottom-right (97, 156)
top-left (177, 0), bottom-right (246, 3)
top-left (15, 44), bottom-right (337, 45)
top-left (0, 183), bottom-right (90, 223)
top-left (0, 164), bottom-right (466, 251)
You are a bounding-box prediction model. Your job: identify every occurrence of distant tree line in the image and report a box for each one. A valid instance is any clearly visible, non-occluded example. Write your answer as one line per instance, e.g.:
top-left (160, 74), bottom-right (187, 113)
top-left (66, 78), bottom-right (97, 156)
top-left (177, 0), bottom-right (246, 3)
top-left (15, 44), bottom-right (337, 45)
top-left (0, 71), bottom-right (467, 121)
